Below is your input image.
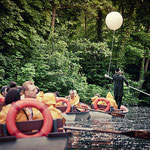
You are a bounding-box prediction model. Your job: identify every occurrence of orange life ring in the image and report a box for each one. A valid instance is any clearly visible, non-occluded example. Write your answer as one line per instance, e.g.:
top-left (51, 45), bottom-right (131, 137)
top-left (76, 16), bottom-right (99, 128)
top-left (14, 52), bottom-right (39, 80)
top-left (56, 98), bottom-right (71, 113)
top-left (94, 98), bottom-right (110, 112)
top-left (6, 99), bottom-right (53, 138)
top-left (80, 105), bottom-right (89, 112)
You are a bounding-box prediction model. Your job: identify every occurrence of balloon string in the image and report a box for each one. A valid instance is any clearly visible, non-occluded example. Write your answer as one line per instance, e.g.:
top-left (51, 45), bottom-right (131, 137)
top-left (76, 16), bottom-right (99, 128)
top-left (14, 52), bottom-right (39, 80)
top-left (107, 30), bottom-right (115, 76)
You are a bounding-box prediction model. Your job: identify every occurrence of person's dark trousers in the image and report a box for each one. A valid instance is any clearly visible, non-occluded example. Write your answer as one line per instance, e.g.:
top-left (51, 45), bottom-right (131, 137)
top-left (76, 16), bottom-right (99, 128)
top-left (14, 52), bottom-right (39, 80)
top-left (115, 96), bottom-right (122, 109)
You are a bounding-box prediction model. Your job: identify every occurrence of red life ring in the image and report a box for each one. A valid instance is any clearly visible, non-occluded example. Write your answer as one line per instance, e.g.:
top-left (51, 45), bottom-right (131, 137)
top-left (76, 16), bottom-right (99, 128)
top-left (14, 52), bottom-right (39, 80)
top-left (56, 98), bottom-right (71, 113)
top-left (80, 105), bottom-right (89, 112)
top-left (6, 99), bottom-right (53, 138)
top-left (94, 98), bottom-right (110, 112)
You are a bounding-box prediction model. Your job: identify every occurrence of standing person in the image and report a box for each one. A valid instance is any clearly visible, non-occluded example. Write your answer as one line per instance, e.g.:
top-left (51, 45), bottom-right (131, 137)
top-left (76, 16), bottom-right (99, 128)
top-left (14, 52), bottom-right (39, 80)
top-left (113, 68), bottom-right (128, 109)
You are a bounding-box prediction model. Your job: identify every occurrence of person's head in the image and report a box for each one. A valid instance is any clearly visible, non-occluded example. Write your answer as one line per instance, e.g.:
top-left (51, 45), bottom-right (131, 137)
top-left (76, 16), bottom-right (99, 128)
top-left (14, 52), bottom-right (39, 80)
top-left (22, 81), bottom-right (37, 98)
top-left (73, 90), bottom-right (78, 95)
top-left (0, 86), bottom-right (7, 97)
top-left (115, 68), bottom-right (123, 74)
top-left (65, 96), bottom-right (70, 100)
top-left (55, 91), bottom-right (60, 97)
top-left (5, 88), bottom-right (21, 105)
top-left (69, 90), bottom-right (75, 99)
top-left (7, 81), bottom-right (17, 92)
top-left (95, 93), bottom-right (100, 97)
top-left (115, 68), bottom-right (120, 73)
top-left (43, 93), bottom-right (56, 107)
top-left (17, 86), bottom-right (22, 94)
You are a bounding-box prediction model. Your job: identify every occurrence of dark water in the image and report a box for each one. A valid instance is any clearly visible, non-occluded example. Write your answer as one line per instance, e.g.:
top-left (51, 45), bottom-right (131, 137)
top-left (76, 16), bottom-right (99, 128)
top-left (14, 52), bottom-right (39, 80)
top-left (67, 106), bottom-right (150, 150)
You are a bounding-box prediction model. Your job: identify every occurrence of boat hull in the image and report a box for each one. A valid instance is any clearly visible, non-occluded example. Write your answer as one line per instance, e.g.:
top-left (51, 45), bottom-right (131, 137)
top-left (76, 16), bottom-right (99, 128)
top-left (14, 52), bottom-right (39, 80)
top-left (63, 111), bottom-right (90, 122)
top-left (0, 132), bottom-right (72, 150)
top-left (57, 102), bottom-right (91, 121)
top-left (91, 104), bottom-right (128, 118)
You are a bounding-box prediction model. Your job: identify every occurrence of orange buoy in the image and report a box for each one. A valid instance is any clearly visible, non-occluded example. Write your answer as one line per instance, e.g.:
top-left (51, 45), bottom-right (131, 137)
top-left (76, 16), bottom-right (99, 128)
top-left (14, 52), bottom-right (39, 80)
top-left (56, 98), bottom-right (71, 113)
top-left (6, 99), bottom-right (53, 138)
top-left (94, 98), bottom-right (110, 112)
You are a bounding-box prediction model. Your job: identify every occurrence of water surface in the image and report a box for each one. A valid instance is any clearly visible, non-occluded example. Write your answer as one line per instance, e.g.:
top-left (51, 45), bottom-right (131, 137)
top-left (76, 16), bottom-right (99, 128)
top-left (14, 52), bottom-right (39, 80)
top-left (67, 106), bottom-right (150, 150)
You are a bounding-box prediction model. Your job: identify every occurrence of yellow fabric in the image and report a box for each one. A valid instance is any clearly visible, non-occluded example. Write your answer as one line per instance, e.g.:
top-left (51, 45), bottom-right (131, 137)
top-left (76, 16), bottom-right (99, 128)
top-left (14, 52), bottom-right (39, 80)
top-left (33, 106), bottom-right (64, 120)
top-left (36, 91), bottom-right (44, 102)
top-left (91, 96), bottom-right (99, 104)
top-left (33, 93), bottom-right (66, 124)
top-left (43, 93), bottom-right (56, 105)
top-left (106, 92), bottom-right (118, 109)
top-left (56, 97), bottom-right (63, 106)
top-left (56, 101), bottom-right (63, 106)
top-left (70, 95), bottom-right (80, 106)
top-left (91, 96), bottom-right (104, 105)
top-left (0, 104), bottom-right (28, 123)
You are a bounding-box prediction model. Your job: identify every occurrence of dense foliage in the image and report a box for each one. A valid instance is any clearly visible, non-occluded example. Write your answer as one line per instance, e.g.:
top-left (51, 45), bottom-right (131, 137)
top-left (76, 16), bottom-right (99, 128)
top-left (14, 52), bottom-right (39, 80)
top-left (0, 0), bottom-right (150, 105)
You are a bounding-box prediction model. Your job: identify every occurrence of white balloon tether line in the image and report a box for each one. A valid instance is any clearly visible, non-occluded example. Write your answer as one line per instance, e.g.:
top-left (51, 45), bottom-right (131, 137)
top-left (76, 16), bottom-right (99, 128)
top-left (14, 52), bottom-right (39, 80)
top-left (107, 30), bottom-right (115, 76)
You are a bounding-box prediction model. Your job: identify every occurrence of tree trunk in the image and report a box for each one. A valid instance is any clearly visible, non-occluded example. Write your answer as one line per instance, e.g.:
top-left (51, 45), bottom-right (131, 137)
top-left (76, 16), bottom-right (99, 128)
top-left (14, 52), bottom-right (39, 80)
top-left (144, 58), bottom-right (149, 73)
top-left (97, 10), bottom-right (102, 41)
top-left (138, 55), bottom-right (145, 89)
top-left (85, 13), bottom-right (87, 37)
top-left (51, 5), bottom-right (56, 31)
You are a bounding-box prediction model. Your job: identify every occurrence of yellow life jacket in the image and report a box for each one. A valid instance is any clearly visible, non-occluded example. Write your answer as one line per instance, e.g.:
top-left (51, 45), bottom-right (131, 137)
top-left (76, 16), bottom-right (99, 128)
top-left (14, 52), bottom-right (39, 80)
top-left (0, 104), bottom-right (28, 123)
top-left (33, 93), bottom-right (66, 125)
top-left (106, 92), bottom-right (118, 109)
top-left (69, 95), bottom-right (80, 106)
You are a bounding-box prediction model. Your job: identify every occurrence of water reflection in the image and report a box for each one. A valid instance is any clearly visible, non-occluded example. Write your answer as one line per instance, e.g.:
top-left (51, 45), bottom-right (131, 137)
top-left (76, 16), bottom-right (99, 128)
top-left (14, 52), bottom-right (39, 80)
top-left (67, 106), bottom-right (150, 149)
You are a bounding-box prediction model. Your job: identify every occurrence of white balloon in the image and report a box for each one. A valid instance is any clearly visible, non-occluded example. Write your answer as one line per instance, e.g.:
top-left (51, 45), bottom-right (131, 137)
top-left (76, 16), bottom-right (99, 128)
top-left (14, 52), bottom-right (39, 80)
top-left (105, 11), bottom-right (123, 31)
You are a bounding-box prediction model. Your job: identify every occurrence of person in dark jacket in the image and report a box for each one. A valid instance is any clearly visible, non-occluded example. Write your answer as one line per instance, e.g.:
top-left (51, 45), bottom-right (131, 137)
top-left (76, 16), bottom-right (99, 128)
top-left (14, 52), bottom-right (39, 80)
top-left (113, 68), bottom-right (128, 109)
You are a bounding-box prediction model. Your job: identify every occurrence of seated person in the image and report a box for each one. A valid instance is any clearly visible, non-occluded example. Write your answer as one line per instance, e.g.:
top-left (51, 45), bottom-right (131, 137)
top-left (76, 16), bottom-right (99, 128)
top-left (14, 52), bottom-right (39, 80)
top-left (91, 94), bottom-right (101, 104)
top-left (6, 81), bottom-right (17, 92)
top-left (55, 91), bottom-right (63, 106)
top-left (106, 92), bottom-right (118, 109)
top-left (91, 92), bottom-right (118, 109)
top-left (0, 85), bottom-right (7, 97)
top-left (0, 88), bottom-right (29, 123)
top-left (68, 90), bottom-right (80, 107)
top-left (21, 81), bottom-right (37, 120)
top-left (0, 86), bottom-right (7, 111)
top-left (33, 93), bottom-right (66, 125)
top-left (36, 86), bottom-right (44, 102)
